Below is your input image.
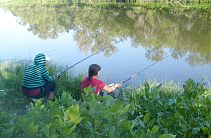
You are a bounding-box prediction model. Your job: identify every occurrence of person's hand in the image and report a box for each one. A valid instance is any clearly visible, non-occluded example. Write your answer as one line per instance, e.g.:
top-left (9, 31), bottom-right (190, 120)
top-left (115, 83), bottom-right (121, 89)
top-left (108, 83), bottom-right (115, 87)
top-left (52, 76), bottom-right (55, 80)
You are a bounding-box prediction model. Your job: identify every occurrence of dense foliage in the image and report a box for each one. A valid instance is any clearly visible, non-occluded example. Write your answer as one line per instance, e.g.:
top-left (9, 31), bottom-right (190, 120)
top-left (1, 0), bottom-right (210, 3)
top-left (1, 60), bottom-right (211, 137)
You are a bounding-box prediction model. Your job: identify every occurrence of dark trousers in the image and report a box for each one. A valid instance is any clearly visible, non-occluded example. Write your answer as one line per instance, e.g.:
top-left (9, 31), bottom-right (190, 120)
top-left (23, 81), bottom-right (56, 99)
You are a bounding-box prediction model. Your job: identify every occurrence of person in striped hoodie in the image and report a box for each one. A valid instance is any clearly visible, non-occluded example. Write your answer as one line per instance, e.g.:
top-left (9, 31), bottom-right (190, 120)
top-left (22, 53), bottom-right (56, 101)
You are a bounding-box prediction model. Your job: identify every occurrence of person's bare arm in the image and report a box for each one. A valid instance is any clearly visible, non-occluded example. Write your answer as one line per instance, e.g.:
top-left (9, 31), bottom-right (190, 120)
top-left (103, 83), bottom-right (121, 92)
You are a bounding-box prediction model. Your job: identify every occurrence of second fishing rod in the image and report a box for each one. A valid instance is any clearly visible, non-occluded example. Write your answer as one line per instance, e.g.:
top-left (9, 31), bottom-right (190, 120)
top-left (120, 50), bottom-right (181, 86)
top-left (54, 36), bottom-right (130, 78)
top-left (105, 50), bottom-right (181, 99)
top-left (120, 50), bottom-right (182, 86)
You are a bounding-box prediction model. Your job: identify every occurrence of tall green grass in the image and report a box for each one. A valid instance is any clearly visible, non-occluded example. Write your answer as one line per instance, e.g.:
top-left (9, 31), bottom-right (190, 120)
top-left (0, 59), bottom-right (32, 114)
top-left (0, 59), bottom-right (84, 114)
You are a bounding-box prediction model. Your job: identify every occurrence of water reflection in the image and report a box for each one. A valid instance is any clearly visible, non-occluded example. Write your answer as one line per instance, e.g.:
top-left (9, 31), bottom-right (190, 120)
top-left (1, 2), bottom-right (211, 66)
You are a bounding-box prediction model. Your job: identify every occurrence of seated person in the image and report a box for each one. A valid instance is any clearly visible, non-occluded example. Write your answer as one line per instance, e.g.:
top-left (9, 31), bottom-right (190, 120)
top-left (81, 64), bottom-right (121, 100)
top-left (22, 53), bottom-right (56, 101)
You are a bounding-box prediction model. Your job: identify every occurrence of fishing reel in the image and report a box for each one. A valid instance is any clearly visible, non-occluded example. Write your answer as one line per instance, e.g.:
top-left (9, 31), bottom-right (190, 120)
top-left (124, 82), bottom-right (129, 87)
top-left (53, 73), bottom-right (60, 78)
top-left (107, 92), bottom-right (116, 99)
top-left (98, 90), bottom-right (116, 99)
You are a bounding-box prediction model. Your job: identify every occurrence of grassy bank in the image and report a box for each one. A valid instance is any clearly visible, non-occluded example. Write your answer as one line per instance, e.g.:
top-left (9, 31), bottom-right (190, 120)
top-left (1, 59), bottom-right (211, 137)
top-left (0, 59), bottom-right (84, 114)
top-left (2, 0), bottom-right (211, 3)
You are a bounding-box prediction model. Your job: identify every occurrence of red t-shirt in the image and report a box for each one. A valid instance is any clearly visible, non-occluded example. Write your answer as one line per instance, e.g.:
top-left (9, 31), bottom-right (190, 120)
top-left (81, 77), bottom-right (105, 95)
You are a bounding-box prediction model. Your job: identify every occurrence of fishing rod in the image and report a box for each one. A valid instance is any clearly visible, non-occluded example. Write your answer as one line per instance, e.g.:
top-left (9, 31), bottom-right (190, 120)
top-left (121, 50), bottom-right (181, 85)
top-left (54, 36), bottom-right (131, 78)
top-left (106, 50), bottom-right (181, 99)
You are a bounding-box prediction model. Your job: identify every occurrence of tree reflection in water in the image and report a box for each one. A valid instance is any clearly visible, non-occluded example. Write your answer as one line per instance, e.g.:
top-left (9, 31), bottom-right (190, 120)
top-left (1, 2), bottom-right (211, 66)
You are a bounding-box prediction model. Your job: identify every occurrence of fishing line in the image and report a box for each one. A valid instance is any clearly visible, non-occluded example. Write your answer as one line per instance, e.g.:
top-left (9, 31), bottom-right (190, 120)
top-left (28, 50), bottom-right (32, 61)
top-left (121, 50), bottom-right (181, 86)
top-left (54, 36), bottom-right (131, 77)
top-left (44, 46), bottom-right (52, 54)
top-left (46, 49), bottom-right (57, 56)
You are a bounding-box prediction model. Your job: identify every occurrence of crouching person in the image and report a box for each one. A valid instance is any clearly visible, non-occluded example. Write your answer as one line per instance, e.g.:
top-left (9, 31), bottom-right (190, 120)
top-left (22, 53), bottom-right (56, 102)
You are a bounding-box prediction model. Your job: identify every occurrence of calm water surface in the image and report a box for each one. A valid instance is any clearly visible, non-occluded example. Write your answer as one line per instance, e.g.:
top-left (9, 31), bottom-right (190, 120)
top-left (0, 3), bottom-right (211, 87)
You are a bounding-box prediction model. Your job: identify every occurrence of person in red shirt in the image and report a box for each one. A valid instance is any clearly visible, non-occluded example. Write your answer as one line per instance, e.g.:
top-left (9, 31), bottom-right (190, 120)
top-left (81, 64), bottom-right (121, 100)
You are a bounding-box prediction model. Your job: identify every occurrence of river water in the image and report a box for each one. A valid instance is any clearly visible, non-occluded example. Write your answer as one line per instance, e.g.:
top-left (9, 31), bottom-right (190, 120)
top-left (0, 2), bottom-right (211, 87)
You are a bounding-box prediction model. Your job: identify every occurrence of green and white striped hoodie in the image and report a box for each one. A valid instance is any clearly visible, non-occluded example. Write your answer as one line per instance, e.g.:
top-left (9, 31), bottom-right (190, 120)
top-left (22, 53), bottom-right (53, 88)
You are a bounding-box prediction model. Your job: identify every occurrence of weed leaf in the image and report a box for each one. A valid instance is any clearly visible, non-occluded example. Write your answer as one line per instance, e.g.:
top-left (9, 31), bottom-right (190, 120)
top-left (158, 134), bottom-right (176, 138)
top-left (1, 127), bottom-right (13, 138)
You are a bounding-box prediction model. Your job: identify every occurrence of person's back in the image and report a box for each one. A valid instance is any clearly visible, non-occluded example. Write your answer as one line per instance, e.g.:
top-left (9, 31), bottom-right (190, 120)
top-left (22, 54), bottom-right (53, 88)
top-left (81, 76), bottom-right (105, 95)
top-left (22, 53), bottom-right (56, 101)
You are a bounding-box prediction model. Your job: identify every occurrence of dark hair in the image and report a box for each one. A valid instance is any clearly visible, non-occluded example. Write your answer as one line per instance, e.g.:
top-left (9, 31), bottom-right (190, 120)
top-left (86, 64), bottom-right (101, 87)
